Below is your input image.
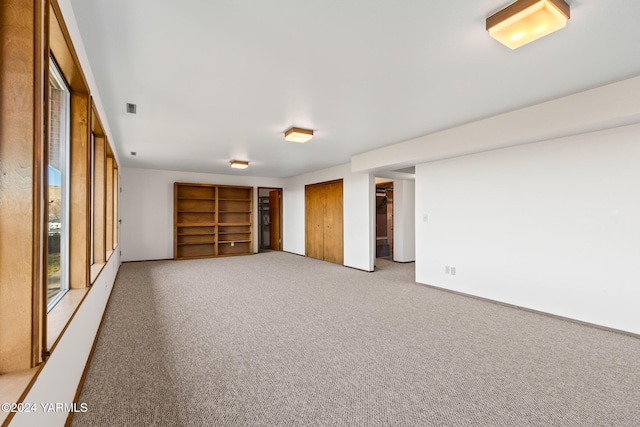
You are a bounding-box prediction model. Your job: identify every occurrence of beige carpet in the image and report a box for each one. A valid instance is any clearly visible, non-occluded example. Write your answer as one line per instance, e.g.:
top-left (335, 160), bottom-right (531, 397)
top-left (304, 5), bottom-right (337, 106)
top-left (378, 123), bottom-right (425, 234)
top-left (72, 252), bottom-right (640, 426)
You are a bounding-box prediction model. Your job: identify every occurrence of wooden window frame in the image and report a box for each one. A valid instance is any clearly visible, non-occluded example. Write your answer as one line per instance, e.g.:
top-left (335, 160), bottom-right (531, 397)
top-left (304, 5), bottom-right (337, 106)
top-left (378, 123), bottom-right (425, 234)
top-left (43, 0), bottom-right (92, 356)
top-left (0, 3), bottom-right (120, 420)
top-left (90, 104), bottom-right (107, 282)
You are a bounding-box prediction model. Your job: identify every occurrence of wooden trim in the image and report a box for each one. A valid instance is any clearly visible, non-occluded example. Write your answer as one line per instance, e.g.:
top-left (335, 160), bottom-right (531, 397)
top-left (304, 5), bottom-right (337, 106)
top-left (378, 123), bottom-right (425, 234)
top-left (277, 189), bottom-right (283, 251)
top-left (113, 167), bottom-right (119, 247)
top-left (105, 156), bottom-right (114, 251)
top-left (257, 187), bottom-right (284, 252)
top-left (92, 136), bottom-right (106, 264)
top-left (1, 0), bottom-right (46, 374)
top-left (69, 92), bottom-right (91, 289)
top-left (32, 0), bottom-right (49, 369)
top-left (0, 365), bottom-right (45, 427)
top-left (48, 0), bottom-right (89, 93)
top-left (0, 0), bottom-right (45, 374)
top-left (174, 182), bottom-right (253, 189)
top-left (90, 99), bottom-right (105, 137)
top-left (64, 268), bottom-right (121, 427)
top-left (173, 182), bottom-right (179, 258)
top-left (486, 0), bottom-right (570, 31)
top-left (40, 38), bottom-right (51, 366)
top-left (303, 178), bottom-right (343, 189)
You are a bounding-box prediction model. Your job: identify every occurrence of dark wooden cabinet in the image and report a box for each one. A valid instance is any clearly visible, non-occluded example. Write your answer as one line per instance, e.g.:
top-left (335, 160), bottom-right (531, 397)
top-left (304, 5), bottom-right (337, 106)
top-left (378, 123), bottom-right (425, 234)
top-left (305, 180), bottom-right (343, 265)
top-left (174, 183), bottom-right (253, 260)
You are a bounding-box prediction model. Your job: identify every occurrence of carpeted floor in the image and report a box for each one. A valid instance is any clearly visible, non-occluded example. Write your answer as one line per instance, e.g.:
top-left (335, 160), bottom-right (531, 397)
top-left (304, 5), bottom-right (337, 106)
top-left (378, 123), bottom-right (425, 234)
top-left (72, 252), bottom-right (640, 426)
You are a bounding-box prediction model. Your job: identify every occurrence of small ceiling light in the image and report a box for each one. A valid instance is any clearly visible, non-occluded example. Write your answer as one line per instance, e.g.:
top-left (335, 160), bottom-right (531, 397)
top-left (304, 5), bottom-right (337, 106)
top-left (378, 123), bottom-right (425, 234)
top-left (486, 0), bottom-right (570, 50)
top-left (284, 127), bottom-right (313, 143)
top-left (230, 160), bottom-right (249, 169)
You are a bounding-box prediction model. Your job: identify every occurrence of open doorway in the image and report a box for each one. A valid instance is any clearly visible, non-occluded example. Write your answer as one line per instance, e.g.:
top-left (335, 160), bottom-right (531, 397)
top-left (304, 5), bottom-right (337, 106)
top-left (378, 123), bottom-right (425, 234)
top-left (376, 181), bottom-right (393, 259)
top-left (258, 187), bottom-right (283, 252)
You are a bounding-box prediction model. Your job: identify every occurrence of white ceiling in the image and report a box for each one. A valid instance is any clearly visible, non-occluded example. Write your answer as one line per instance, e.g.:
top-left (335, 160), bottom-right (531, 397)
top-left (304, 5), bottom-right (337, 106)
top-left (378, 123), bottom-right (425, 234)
top-left (68, 0), bottom-right (640, 178)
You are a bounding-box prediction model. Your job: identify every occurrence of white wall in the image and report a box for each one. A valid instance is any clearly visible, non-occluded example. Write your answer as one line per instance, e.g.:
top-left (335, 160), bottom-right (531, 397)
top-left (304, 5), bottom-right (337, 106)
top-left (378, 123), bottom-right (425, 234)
top-left (393, 180), bottom-right (415, 263)
top-left (11, 252), bottom-right (121, 427)
top-left (415, 123), bottom-right (640, 334)
top-left (57, 0), bottom-right (119, 165)
top-left (120, 167), bottom-right (285, 261)
top-left (352, 75), bottom-right (640, 174)
top-left (284, 163), bottom-right (375, 271)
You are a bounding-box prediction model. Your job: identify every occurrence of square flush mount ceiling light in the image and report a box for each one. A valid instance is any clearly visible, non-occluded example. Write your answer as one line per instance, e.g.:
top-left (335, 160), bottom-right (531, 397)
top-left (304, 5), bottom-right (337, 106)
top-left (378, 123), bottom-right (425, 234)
top-left (487, 0), bottom-right (570, 49)
top-left (284, 127), bottom-right (313, 143)
top-left (230, 160), bottom-right (249, 169)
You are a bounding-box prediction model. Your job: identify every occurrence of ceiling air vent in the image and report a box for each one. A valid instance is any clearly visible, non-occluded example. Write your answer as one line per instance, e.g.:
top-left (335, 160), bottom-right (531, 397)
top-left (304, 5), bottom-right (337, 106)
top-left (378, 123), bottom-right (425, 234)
top-left (126, 103), bottom-right (137, 114)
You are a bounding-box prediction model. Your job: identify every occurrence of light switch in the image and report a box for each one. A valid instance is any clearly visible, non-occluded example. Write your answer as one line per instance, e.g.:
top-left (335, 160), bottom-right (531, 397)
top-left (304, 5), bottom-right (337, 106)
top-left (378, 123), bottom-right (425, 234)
top-left (423, 213), bottom-right (428, 222)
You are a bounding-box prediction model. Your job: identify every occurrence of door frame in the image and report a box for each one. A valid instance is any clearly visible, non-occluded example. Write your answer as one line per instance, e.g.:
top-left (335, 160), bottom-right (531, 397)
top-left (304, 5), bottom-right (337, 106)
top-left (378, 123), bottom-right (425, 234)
top-left (257, 187), bottom-right (283, 252)
top-left (375, 181), bottom-right (394, 260)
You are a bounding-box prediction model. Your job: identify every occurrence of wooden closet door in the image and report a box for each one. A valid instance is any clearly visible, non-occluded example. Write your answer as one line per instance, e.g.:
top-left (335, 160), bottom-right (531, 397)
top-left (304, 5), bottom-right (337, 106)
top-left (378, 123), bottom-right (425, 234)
top-left (323, 181), bottom-right (343, 264)
top-left (305, 184), bottom-right (324, 260)
top-left (305, 180), bottom-right (343, 265)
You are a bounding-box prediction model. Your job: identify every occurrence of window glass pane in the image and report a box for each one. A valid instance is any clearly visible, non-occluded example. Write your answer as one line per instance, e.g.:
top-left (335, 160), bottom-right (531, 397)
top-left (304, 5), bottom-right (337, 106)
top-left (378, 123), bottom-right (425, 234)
top-left (47, 59), bottom-right (70, 310)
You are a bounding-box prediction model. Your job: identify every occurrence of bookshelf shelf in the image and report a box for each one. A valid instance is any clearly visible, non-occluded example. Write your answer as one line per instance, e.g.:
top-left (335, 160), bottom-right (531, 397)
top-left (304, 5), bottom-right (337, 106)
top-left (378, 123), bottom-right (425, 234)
top-left (174, 183), bottom-right (253, 259)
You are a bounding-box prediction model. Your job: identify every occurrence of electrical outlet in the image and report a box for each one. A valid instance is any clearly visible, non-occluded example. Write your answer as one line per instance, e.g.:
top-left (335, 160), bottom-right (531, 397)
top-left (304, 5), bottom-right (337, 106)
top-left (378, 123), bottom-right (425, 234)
top-left (445, 266), bottom-right (450, 274)
top-left (423, 213), bottom-right (429, 222)
top-left (450, 267), bottom-right (456, 275)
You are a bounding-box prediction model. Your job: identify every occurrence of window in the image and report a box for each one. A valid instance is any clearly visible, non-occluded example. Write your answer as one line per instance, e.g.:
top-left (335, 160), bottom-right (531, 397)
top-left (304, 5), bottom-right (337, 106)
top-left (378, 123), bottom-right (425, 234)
top-left (90, 131), bottom-right (95, 266)
top-left (47, 58), bottom-right (71, 311)
top-left (106, 147), bottom-right (119, 256)
top-left (0, 0), bottom-right (120, 386)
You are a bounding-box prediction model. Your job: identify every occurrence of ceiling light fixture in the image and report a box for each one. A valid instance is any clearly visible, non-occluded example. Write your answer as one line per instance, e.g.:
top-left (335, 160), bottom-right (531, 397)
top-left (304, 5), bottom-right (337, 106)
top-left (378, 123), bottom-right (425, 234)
top-left (284, 127), bottom-right (313, 143)
top-left (486, 0), bottom-right (570, 50)
top-left (230, 160), bottom-right (249, 169)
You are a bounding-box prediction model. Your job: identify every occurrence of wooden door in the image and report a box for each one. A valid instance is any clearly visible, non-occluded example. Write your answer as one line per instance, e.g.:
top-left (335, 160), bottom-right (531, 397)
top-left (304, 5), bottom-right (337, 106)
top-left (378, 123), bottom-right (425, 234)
top-left (269, 189), bottom-right (281, 250)
top-left (305, 184), bottom-right (324, 260)
top-left (323, 181), bottom-right (343, 264)
top-left (305, 180), bottom-right (343, 264)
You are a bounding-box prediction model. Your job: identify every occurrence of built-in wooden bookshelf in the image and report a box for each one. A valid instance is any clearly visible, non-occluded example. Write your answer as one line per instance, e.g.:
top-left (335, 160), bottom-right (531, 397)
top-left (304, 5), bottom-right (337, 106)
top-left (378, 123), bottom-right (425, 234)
top-left (174, 183), bottom-right (253, 259)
